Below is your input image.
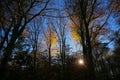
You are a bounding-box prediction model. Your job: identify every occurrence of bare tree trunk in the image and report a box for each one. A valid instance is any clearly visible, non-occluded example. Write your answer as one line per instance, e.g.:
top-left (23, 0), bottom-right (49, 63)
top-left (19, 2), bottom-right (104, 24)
top-left (85, 23), bottom-right (96, 80)
top-left (33, 48), bottom-right (37, 69)
top-left (48, 46), bottom-right (51, 68)
top-left (0, 36), bottom-right (16, 80)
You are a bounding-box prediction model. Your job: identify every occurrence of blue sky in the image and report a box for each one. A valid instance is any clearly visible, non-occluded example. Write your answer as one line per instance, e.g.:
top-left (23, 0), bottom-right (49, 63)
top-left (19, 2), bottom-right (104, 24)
top-left (52, 0), bottom-right (119, 52)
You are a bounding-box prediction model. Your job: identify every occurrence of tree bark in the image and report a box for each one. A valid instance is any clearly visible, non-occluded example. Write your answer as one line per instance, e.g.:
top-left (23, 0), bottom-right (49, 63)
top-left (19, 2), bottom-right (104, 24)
top-left (85, 23), bottom-right (96, 80)
top-left (48, 46), bottom-right (51, 68)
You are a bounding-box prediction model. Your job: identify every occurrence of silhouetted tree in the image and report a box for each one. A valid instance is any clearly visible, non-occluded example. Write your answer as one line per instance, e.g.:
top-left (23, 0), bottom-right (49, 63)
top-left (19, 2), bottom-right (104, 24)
top-left (64, 0), bottom-right (111, 79)
top-left (0, 0), bottom-right (50, 79)
top-left (51, 16), bottom-right (69, 72)
top-left (42, 23), bottom-right (57, 68)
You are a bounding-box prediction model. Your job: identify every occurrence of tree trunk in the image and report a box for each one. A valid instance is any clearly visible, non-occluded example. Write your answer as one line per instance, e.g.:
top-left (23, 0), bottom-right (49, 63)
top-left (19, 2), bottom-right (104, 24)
top-left (34, 49), bottom-right (37, 69)
top-left (85, 23), bottom-right (96, 80)
top-left (48, 46), bottom-right (51, 68)
top-left (0, 41), bottom-right (15, 80)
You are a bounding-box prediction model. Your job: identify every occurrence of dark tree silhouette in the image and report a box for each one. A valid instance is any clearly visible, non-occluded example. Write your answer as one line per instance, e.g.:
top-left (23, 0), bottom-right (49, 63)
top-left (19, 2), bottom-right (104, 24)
top-left (0, 0), bottom-right (50, 79)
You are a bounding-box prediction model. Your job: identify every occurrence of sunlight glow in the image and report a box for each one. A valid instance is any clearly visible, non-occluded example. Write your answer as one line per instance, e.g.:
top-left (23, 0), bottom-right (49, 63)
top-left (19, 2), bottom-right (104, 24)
top-left (78, 59), bottom-right (84, 65)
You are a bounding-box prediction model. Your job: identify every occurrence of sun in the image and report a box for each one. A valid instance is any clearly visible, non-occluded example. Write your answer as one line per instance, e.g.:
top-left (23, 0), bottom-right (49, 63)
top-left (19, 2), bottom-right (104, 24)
top-left (78, 59), bottom-right (84, 65)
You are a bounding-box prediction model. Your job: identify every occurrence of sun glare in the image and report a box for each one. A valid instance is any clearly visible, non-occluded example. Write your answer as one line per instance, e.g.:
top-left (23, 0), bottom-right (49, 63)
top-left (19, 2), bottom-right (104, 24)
top-left (78, 59), bottom-right (84, 65)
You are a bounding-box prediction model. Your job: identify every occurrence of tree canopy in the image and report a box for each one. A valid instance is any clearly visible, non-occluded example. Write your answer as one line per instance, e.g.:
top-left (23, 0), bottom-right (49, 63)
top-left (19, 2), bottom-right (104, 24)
top-left (0, 0), bottom-right (120, 80)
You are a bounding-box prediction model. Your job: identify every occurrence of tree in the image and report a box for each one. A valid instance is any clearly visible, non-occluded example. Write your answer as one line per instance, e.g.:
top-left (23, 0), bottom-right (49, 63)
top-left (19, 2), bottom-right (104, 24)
top-left (0, 0), bottom-right (50, 79)
top-left (64, 0), bottom-right (110, 79)
top-left (108, 29), bottom-right (120, 79)
top-left (12, 51), bottom-right (33, 68)
top-left (51, 16), bottom-right (69, 72)
top-left (27, 20), bottom-right (43, 69)
top-left (108, 0), bottom-right (120, 24)
top-left (42, 23), bottom-right (57, 68)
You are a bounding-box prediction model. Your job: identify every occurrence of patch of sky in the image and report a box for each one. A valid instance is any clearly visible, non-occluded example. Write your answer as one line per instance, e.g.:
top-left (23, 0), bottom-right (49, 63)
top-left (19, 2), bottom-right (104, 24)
top-left (52, 0), bottom-right (64, 10)
top-left (106, 16), bottom-right (119, 31)
top-left (99, 35), bottom-right (114, 50)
